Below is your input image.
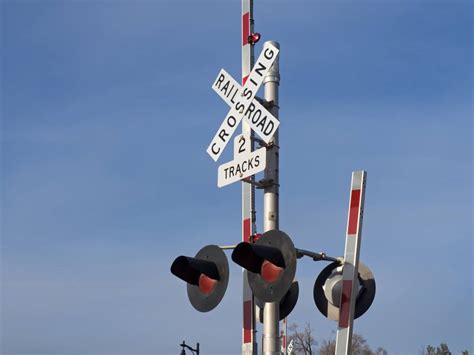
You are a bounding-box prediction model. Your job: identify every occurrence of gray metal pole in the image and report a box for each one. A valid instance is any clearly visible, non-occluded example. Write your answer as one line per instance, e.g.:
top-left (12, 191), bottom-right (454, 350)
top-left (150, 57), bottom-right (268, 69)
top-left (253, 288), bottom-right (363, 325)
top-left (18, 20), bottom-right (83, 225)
top-left (262, 40), bottom-right (280, 355)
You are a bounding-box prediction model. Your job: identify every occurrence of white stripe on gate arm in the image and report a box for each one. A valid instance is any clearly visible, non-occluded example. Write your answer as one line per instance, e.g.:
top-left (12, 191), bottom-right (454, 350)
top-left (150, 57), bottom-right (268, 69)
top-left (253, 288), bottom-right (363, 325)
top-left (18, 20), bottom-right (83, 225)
top-left (206, 43), bottom-right (280, 162)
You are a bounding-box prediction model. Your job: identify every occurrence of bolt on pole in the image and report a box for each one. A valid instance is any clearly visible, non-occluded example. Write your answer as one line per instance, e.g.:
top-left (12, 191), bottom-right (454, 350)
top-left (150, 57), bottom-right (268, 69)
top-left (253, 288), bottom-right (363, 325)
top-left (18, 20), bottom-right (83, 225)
top-left (262, 40), bottom-right (280, 355)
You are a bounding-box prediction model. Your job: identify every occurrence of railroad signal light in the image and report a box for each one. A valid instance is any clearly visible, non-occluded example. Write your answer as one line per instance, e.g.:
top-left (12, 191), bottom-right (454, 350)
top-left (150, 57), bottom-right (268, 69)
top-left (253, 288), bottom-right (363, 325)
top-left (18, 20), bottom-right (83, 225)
top-left (261, 260), bottom-right (284, 283)
top-left (171, 245), bottom-right (229, 312)
top-left (232, 230), bottom-right (297, 303)
top-left (248, 32), bottom-right (261, 45)
top-left (313, 261), bottom-right (376, 321)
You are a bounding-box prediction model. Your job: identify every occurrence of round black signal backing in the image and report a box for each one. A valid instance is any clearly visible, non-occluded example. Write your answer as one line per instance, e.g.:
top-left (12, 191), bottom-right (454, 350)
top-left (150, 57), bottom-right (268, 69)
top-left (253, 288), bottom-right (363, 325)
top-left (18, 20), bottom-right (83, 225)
top-left (187, 245), bottom-right (229, 312)
top-left (353, 262), bottom-right (376, 319)
top-left (247, 230), bottom-right (297, 303)
top-left (255, 281), bottom-right (299, 322)
top-left (313, 261), bottom-right (340, 320)
top-left (313, 261), bottom-right (376, 321)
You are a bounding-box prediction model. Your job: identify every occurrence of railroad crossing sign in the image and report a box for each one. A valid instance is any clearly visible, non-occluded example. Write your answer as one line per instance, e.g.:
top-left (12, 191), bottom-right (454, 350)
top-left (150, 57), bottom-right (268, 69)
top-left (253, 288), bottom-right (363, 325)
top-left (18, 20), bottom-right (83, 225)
top-left (218, 147), bottom-right (266, 188)
top-left (215, 132), bottom-right (265, 188)
top-left (207, 42), bottom-right (280, 162)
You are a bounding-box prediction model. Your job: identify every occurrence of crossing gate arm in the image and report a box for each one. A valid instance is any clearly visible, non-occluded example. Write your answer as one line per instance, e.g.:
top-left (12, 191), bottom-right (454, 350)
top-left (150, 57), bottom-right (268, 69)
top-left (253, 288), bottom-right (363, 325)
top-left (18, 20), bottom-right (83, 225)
top-left (335, 171), bottom-right (367, 355)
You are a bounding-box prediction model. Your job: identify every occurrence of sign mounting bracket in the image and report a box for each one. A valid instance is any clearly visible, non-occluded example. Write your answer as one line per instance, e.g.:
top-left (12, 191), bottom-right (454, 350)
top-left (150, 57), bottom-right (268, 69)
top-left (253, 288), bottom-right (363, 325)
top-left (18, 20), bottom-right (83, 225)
top-left (241, 177), bottom-right (274, 189)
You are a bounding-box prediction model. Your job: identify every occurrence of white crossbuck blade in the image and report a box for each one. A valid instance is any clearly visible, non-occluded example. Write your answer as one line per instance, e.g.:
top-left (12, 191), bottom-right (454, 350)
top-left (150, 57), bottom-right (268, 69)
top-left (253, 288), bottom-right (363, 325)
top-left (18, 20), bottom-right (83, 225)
top-left (207, 42), bottom-right (280, 162)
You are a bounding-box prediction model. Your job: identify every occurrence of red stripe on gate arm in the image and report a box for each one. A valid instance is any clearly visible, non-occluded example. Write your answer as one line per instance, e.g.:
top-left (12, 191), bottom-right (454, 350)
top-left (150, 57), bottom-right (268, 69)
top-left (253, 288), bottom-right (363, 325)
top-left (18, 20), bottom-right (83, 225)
top-left (243, 218), bottom-right (251, 243)
top-left (347, 189), bottom-right (361, 235)
top-left (242, 12), bottom-right (250, 45)
top-left (243, 300), bottom-right (252, 343)
top-left (242, 75), bottom-right (249, 85)
top-left (338, 280), bottom-right (353, 328)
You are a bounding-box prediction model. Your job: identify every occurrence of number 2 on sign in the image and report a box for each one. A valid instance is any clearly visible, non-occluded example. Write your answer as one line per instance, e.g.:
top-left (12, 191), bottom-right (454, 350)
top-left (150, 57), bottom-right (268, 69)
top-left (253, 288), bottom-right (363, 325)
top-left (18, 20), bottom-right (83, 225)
top-left (238, 136), bottom-right (246, 154)
top-left (234, 133), bottom-right (251, 158)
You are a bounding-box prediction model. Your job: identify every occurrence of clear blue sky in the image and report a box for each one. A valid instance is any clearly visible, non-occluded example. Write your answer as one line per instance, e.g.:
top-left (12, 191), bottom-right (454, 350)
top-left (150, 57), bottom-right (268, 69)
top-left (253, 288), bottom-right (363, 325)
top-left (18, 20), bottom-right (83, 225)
top-left (1, 0), bottom-right (472, 354)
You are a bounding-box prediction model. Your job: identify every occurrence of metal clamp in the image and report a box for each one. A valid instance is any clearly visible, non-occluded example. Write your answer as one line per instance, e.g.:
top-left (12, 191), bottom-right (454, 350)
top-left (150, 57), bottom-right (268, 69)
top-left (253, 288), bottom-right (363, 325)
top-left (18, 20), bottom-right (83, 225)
top-left (249, 137), bottom-right (279, 150)
top-left (241, 177), bottom-right (276, 189)
top-left (256, 179), bottom-right (278, 189)
top-left (250, 136), bottom-right (269, 147)
top-left (254, 96), bottom-right (279, 110)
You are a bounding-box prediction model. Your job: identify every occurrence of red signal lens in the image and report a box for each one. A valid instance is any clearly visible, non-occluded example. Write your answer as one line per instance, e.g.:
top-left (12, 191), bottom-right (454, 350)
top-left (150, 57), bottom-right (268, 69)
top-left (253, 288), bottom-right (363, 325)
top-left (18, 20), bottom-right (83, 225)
top-left (261, 260), bottom-right (283, 283)
top-left (198, 274), bottom-right (217, 295)
top-left (248, 32), bottom-right (261, 45)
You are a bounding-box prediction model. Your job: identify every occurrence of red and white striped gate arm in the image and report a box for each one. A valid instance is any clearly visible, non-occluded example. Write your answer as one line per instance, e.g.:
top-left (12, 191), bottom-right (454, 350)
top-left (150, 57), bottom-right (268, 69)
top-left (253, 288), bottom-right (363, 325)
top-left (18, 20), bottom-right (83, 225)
top-left (241, 1), bottom-right (257, 354)
top-left (335, 171), bottom-right (367, 355)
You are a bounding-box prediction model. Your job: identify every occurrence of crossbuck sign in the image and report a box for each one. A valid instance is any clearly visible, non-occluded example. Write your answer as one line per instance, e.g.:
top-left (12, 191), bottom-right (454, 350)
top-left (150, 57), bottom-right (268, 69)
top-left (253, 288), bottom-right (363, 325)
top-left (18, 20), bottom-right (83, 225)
top-left (207, 42), bottom-right (280, 163)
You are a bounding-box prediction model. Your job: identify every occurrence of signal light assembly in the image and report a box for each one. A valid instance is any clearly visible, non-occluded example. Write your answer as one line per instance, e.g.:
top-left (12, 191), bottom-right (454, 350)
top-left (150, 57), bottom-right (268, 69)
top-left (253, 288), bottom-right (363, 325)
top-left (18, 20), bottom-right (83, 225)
top-left (170, 232), bottom-right (376, 322)
top-left (170, 228), bottom-right (376, 354)
top-left (232, 230), bottom-right (297, 303)
top-left (313, 261), bottom-right (376, 321)
top-left (170, 245), bottom-right (229, 312)
top-left (255, 280), bottom-right (299, 323)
